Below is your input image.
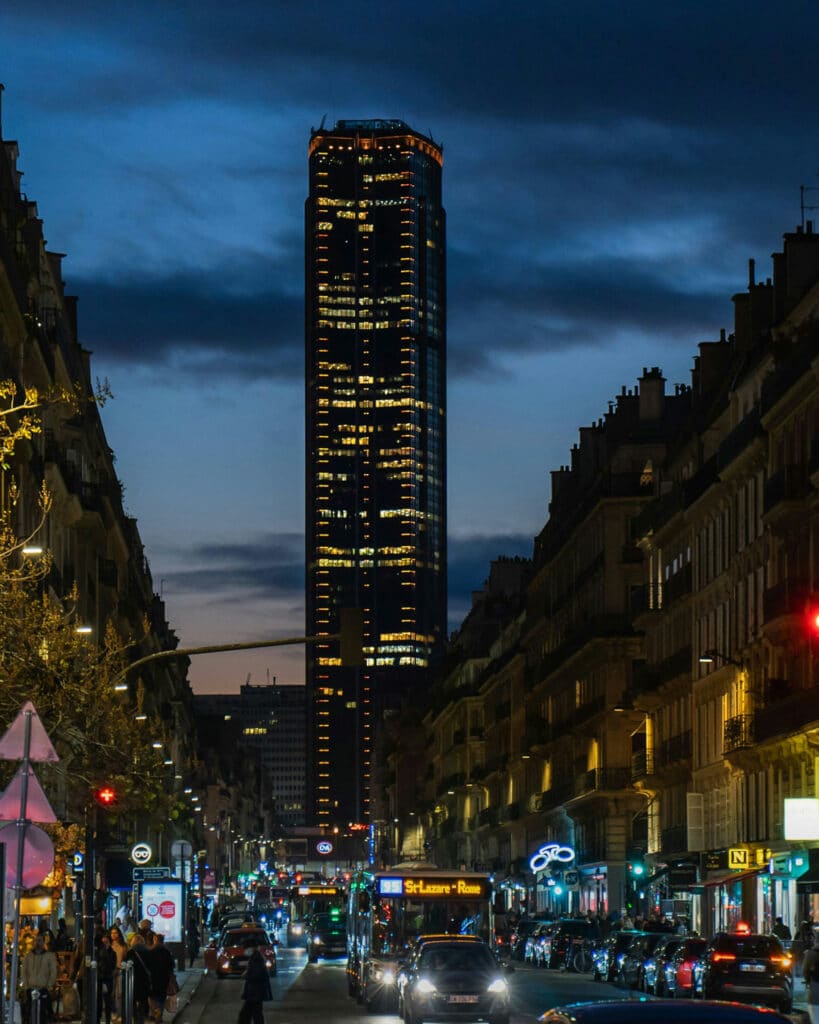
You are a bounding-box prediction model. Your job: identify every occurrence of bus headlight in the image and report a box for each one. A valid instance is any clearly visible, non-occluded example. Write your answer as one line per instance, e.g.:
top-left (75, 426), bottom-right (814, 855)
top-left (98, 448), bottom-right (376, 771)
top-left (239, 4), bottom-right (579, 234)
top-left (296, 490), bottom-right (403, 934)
top-left (374, 967), bottom-right (396, 985)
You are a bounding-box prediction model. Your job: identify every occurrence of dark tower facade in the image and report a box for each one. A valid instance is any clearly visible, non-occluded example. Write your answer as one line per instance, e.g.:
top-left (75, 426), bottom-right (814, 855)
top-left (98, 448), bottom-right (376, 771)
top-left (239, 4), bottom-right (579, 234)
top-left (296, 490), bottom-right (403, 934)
top-left (305, 119), bottom-right (446, 828)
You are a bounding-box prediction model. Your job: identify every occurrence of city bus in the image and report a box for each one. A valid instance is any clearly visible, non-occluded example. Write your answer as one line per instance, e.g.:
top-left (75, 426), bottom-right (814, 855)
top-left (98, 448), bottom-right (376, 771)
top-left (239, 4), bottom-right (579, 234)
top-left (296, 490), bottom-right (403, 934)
top-left (287, 882), bottom-right (347, 946)
top-left (346, 864), bottom-right (495, 1012)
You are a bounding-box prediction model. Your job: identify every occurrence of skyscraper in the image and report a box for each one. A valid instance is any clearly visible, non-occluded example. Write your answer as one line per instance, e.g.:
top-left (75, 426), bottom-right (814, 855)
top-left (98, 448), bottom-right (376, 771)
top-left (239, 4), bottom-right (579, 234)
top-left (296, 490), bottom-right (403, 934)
top-left (305, 119), bottom-right (446, 828)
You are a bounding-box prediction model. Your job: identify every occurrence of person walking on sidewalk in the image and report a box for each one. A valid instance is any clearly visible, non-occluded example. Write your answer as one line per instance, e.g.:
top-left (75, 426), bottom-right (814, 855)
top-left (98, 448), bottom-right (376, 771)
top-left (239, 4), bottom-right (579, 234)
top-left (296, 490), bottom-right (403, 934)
top-left (97, 933), bottom-right (117, 1024)
top-left (21, 934), bottom-right (57, 1024)
top-left (238, 938), bottom-right (272, 1024)
top-left (148, 935), bottom-right (175, 1022)
top-left (125, 934), bottom-right (153, 1024)
top-left (802, 932), bottom-right (819, 1024)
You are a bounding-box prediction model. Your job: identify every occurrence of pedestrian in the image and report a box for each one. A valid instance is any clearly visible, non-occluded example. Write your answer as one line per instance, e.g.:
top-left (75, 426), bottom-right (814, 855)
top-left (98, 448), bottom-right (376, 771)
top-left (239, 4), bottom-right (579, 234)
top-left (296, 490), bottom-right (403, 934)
top-left (97, 933), bottom-right (117, 1024)
top-left (21, 933), bottom-right (57, 1024)
top-left (803, 932), bottom-right (819, 1024)
top-left (148, 935), bottom-right (175, 1022)
top-left (237, 937), bottom-right (272, 1024)
top-left (109, 926), bottom-right (128, 1021)
top-left (125, 934), bottom-right (153, 1024)
top-left (186, 919), bottom-right (200, 968)
top-left (54, 919), bottom-right (72, 953)
top-left (772, 916), bottom-right (791, 940)
top-left (138, 920), bottom-right (155, 947)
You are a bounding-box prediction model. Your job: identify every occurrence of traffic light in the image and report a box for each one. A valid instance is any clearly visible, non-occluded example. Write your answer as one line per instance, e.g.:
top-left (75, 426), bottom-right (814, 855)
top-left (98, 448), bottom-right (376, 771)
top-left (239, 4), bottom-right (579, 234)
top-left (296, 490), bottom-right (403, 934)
top-left (93, 785), bottom-right (118, 808)
top-left (627, 849), bottom-right (645, 878)
top-left (806, 604), bottom-right (819, 637)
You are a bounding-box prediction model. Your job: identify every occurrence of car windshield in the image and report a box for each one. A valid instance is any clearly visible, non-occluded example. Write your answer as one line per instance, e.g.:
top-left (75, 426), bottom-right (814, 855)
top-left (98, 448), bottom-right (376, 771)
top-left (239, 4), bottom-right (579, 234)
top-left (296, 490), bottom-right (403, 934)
top-left (225, 930), bottom-right (267, 946)
top-left (420, 945), bottom-right (495, 971)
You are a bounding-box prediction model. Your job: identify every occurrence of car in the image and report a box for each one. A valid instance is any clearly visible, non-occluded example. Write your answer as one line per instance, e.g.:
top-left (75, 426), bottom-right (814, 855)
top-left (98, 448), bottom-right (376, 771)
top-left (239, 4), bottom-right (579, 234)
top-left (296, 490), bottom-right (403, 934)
top-left (543, 919), bottom-right (600, 970)
top-left (662, 936), bottom-right (707, 997)
top-left (593, 930), bottom-right (645, 982)
top-left (510, 919), bottom-right (549, 961)
top-left (642, 935), bottom-right (683, 994)
top-left (212, 926), bottom-right (277, 978)
top-left (698, 931), bottom-right (793, 1012)
top-left (306, 910), bottom-right (348, 962)
top-left (618, 931), bottom-right (669, 989)
top-left (525, 924), bottom-right (553, 964)
top-left (538, 998), bottom-right (794, 1024)
top-left (397, 936), bottom-right (487, 1017)
top-left (402, 939), bottom-right (513, 1024)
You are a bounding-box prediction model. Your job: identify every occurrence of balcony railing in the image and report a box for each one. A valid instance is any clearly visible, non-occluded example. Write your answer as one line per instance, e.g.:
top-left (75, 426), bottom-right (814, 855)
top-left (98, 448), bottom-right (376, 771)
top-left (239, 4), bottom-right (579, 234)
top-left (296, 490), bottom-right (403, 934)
top-left (754, 687), bottom-right (819, 743)
top-left (764, 464), bottom-right (812, 516)
top-left (656, 730), bottom-right (692, 768)
top-left (723, 714), bottom-right (754, 753)
top-left (663, 563), bottom-right (692, 606)
top-left (501, 801), bottom-right (521, 822)
top-left (631, 749), bottom-right (655, 780)
top-left (540, 781), bottom-right (574, 811)
top-left (477, 806), bottom-right (499, 828)
top-left (660, 823), bottom-right (689, 854)
top-left (717, 409), bottom-right (763, 471)
top-left (573, 766), bottom-right (632, 798)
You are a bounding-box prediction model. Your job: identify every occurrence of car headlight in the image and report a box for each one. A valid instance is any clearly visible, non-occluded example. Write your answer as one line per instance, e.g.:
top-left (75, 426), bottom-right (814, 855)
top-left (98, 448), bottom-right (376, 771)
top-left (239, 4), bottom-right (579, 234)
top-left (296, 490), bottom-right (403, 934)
top-left (416, 979), bottom-right (437, 994)
top-left (374, 967), bottom-right (396, 984)
top-left (312, 936), bottom-right (323, 944)
top-left (265, 959), bottom-right (274, 968)
top-left (487, 979), bottom-right (509, 995)
top-left (220, 960), bottom-right (230, 969)
top-left (292, 925), bottom-right (303, 934)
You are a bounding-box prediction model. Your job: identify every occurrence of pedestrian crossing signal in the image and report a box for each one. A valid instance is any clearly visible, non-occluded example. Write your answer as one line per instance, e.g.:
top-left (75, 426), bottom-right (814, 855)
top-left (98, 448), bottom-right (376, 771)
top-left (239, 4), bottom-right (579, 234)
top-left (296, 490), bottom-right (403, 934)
top-left (94, 785), bottom-right (117, 807)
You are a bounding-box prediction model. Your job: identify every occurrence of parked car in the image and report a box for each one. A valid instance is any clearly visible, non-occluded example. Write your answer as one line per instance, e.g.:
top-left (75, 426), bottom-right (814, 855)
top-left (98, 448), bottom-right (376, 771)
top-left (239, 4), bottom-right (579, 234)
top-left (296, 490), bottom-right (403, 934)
top-left (510, 919), bottom-right (549, 961)
top-left (402, 938), bottom-right (513, 1024)
top-left (661, 936), bottom-right (707, 997)
top-left (543, 919), bottom-right (601, 970)
top-left (525, 924), bottom-right (553, 965)
top-left (538, 999), bottom-right (793, 1024)
top-left (618, 931), bottom-right (669, 989)
top-left (697, 931), bottom-right (793, 1012)
top-left (641, 935), bottom-right (683, 994)
top-left (306, 910), bottom-right (348, 962)
top-left (593, 930), bottom-right (644, 982)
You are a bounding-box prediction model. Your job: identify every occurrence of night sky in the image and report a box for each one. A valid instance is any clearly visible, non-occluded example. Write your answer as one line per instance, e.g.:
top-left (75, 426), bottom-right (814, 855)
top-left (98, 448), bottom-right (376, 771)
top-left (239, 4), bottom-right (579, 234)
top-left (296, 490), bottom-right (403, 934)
top-left (1, 2), bottom-right (815, 691)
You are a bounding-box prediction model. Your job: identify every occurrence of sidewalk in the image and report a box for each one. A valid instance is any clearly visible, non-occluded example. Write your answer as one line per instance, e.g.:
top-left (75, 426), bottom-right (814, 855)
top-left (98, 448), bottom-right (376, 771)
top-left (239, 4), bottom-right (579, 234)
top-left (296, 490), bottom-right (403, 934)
top-left (169, 964), bottom-right (204, 1022)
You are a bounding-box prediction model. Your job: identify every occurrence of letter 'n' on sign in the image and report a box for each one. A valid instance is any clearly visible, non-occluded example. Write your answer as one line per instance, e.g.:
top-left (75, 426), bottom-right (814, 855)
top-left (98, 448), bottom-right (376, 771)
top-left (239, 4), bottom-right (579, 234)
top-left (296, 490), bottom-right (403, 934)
top-left (728, 847), bottom-right (749, 869)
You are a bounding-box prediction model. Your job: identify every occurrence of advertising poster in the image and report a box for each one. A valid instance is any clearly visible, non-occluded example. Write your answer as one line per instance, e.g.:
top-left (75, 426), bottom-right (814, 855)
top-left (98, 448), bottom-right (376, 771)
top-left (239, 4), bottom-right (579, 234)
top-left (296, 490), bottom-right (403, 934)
top-left (141, 881), bottom-right (183, 942)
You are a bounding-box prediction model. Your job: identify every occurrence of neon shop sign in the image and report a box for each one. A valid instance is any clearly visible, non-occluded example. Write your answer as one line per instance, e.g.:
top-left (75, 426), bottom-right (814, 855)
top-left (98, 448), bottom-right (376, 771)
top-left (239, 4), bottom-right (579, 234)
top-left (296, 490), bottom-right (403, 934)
top-left (529, 843), bottom-right (575, 873)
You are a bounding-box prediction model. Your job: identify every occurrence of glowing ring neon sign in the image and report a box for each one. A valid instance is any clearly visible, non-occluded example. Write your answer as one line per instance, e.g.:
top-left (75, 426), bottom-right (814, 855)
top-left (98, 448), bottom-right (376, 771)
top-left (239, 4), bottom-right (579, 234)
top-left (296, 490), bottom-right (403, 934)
top-left (529, 843), bottom-right (575, 873)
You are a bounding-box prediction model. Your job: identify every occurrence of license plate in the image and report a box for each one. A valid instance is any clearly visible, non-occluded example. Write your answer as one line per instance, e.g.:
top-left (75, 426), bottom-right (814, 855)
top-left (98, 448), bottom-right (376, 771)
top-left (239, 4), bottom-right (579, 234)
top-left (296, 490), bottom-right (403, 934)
top-left (739, 963), bottom-right (766, 972)
top-left (448, 995), bottom-right (479, 1004)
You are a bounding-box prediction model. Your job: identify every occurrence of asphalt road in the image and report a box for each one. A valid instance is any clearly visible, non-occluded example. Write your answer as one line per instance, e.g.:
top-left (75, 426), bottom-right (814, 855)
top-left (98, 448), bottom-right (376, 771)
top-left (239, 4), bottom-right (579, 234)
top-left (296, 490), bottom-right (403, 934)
top-left (181, 947), bottom-right (631, 1024)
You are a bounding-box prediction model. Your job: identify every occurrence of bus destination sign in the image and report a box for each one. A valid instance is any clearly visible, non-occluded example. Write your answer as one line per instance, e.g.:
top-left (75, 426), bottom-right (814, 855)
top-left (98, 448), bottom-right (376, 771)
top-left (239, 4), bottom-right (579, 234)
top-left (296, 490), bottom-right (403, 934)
top-left (378, 876), bottom-right (490, 898)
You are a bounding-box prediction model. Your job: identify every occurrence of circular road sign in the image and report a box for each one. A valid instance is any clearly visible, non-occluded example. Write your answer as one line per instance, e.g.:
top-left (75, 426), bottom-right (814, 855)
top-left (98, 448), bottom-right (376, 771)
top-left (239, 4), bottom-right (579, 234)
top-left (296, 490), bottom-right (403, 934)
top-left (131, 842), bottom-right (153, 865)
top-left (316, 840), bottom-right (333, 855)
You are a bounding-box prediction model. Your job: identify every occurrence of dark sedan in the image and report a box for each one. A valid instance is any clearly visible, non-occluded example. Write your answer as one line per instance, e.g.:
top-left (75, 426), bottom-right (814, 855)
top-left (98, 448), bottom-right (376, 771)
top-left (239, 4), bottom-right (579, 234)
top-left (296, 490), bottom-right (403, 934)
top-left (642, 935), bottom-right (683, 994)
top-left (661, 937), bottom-right (707, 997)
top-left (402, 939), bottom-right (513, 1024)
top-left (593, 930), bottom-right (644, 982)
top-left (539, 999), bottom-right (793, 1024)
top-left (618, 931), bottom-right (669, 989)
top-left (306, 910), bottom-right (347, 962)
top-left (698, 931), bottom-right (793, 1012)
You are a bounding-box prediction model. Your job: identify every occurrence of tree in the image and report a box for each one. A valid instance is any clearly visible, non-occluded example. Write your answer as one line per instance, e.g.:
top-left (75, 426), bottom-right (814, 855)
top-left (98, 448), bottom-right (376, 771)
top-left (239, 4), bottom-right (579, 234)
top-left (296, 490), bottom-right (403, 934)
top-left (0, 381), bottom-right (177, 826)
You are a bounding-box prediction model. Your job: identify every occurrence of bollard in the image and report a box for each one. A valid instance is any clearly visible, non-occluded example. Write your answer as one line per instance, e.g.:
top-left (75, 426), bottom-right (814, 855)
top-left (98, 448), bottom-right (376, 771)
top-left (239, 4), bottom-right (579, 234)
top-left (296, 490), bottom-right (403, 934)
top-left (121, 961), bottom-right (134, 1024)
top-left (87, 961), bottom-right (98, 1024)
top-left (30, 990), bottom-right (40, 1024)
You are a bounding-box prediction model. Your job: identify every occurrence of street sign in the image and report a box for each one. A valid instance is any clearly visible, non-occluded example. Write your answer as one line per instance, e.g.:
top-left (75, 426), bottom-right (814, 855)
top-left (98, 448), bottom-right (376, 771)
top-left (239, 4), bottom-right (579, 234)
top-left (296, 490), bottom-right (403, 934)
top-left (133, 866), bottom-right (171, 881)
top-left (170, 840), bottom-right (193, 859)
top-left (131, 842), bottom-right (152, 865)
top-left (728, 847), bottom-right (750, 869)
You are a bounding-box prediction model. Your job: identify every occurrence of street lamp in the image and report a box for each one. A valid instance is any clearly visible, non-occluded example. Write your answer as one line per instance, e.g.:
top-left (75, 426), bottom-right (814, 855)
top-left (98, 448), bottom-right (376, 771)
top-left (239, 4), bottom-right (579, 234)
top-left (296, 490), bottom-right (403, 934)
top-left (698, 649), bottom-right (744, 668)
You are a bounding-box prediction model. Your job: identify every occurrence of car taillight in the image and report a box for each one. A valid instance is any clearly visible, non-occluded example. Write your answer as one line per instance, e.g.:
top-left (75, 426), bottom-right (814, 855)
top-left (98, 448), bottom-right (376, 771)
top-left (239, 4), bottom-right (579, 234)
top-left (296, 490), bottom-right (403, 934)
top-left (712, 953), bottom-right (736, 962)
top-left (770, 955), bottom-right (791, 967)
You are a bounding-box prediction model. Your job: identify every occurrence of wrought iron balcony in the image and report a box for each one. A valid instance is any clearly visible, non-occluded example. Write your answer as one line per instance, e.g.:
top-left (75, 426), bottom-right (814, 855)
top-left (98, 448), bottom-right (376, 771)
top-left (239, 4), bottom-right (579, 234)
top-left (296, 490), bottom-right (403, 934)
top-left (656, 730), bottom-right (692, 768)
top-left (631, 748), bottom-right (655, 780)
top-left (573, 766), bottom-right (632, 798)
top-left (723, 714), bottom-right (754, 753)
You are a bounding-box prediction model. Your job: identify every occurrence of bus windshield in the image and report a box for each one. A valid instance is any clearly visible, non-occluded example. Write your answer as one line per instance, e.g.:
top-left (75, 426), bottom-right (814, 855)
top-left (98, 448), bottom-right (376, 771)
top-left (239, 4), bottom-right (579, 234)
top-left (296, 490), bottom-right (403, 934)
top-left (371, 895), bottom-right (490, 954)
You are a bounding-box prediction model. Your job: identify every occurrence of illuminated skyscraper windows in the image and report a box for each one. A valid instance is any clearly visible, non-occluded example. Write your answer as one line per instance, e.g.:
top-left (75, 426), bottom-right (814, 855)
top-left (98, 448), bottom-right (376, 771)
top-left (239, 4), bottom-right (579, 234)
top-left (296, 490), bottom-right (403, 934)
top-left (305, 120), bottom-right (446, 827)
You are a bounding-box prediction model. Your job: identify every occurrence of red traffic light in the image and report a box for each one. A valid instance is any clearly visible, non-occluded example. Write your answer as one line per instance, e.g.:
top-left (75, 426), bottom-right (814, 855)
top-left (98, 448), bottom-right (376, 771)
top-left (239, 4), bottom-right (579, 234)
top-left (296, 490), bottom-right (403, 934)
top-left (94, 785), bottom-right (117, 807)
top-left (809, 607), bottom-right (819, 635)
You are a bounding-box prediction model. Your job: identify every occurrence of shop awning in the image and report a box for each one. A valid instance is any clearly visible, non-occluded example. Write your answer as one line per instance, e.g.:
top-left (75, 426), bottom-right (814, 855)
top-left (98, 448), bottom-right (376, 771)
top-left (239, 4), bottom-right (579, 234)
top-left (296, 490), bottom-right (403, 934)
top-left (703, 868), bottom-right (761, 888)
top-left (796, 849), bottom-right (819, 893)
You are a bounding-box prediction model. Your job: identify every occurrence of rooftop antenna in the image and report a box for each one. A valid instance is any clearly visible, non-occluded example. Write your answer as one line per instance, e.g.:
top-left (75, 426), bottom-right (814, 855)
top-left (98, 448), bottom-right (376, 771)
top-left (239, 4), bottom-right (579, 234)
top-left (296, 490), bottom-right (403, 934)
top-left (319, 113), bottom-right (327, 130)
top-left (800, 180), bottom-right (819, 229)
